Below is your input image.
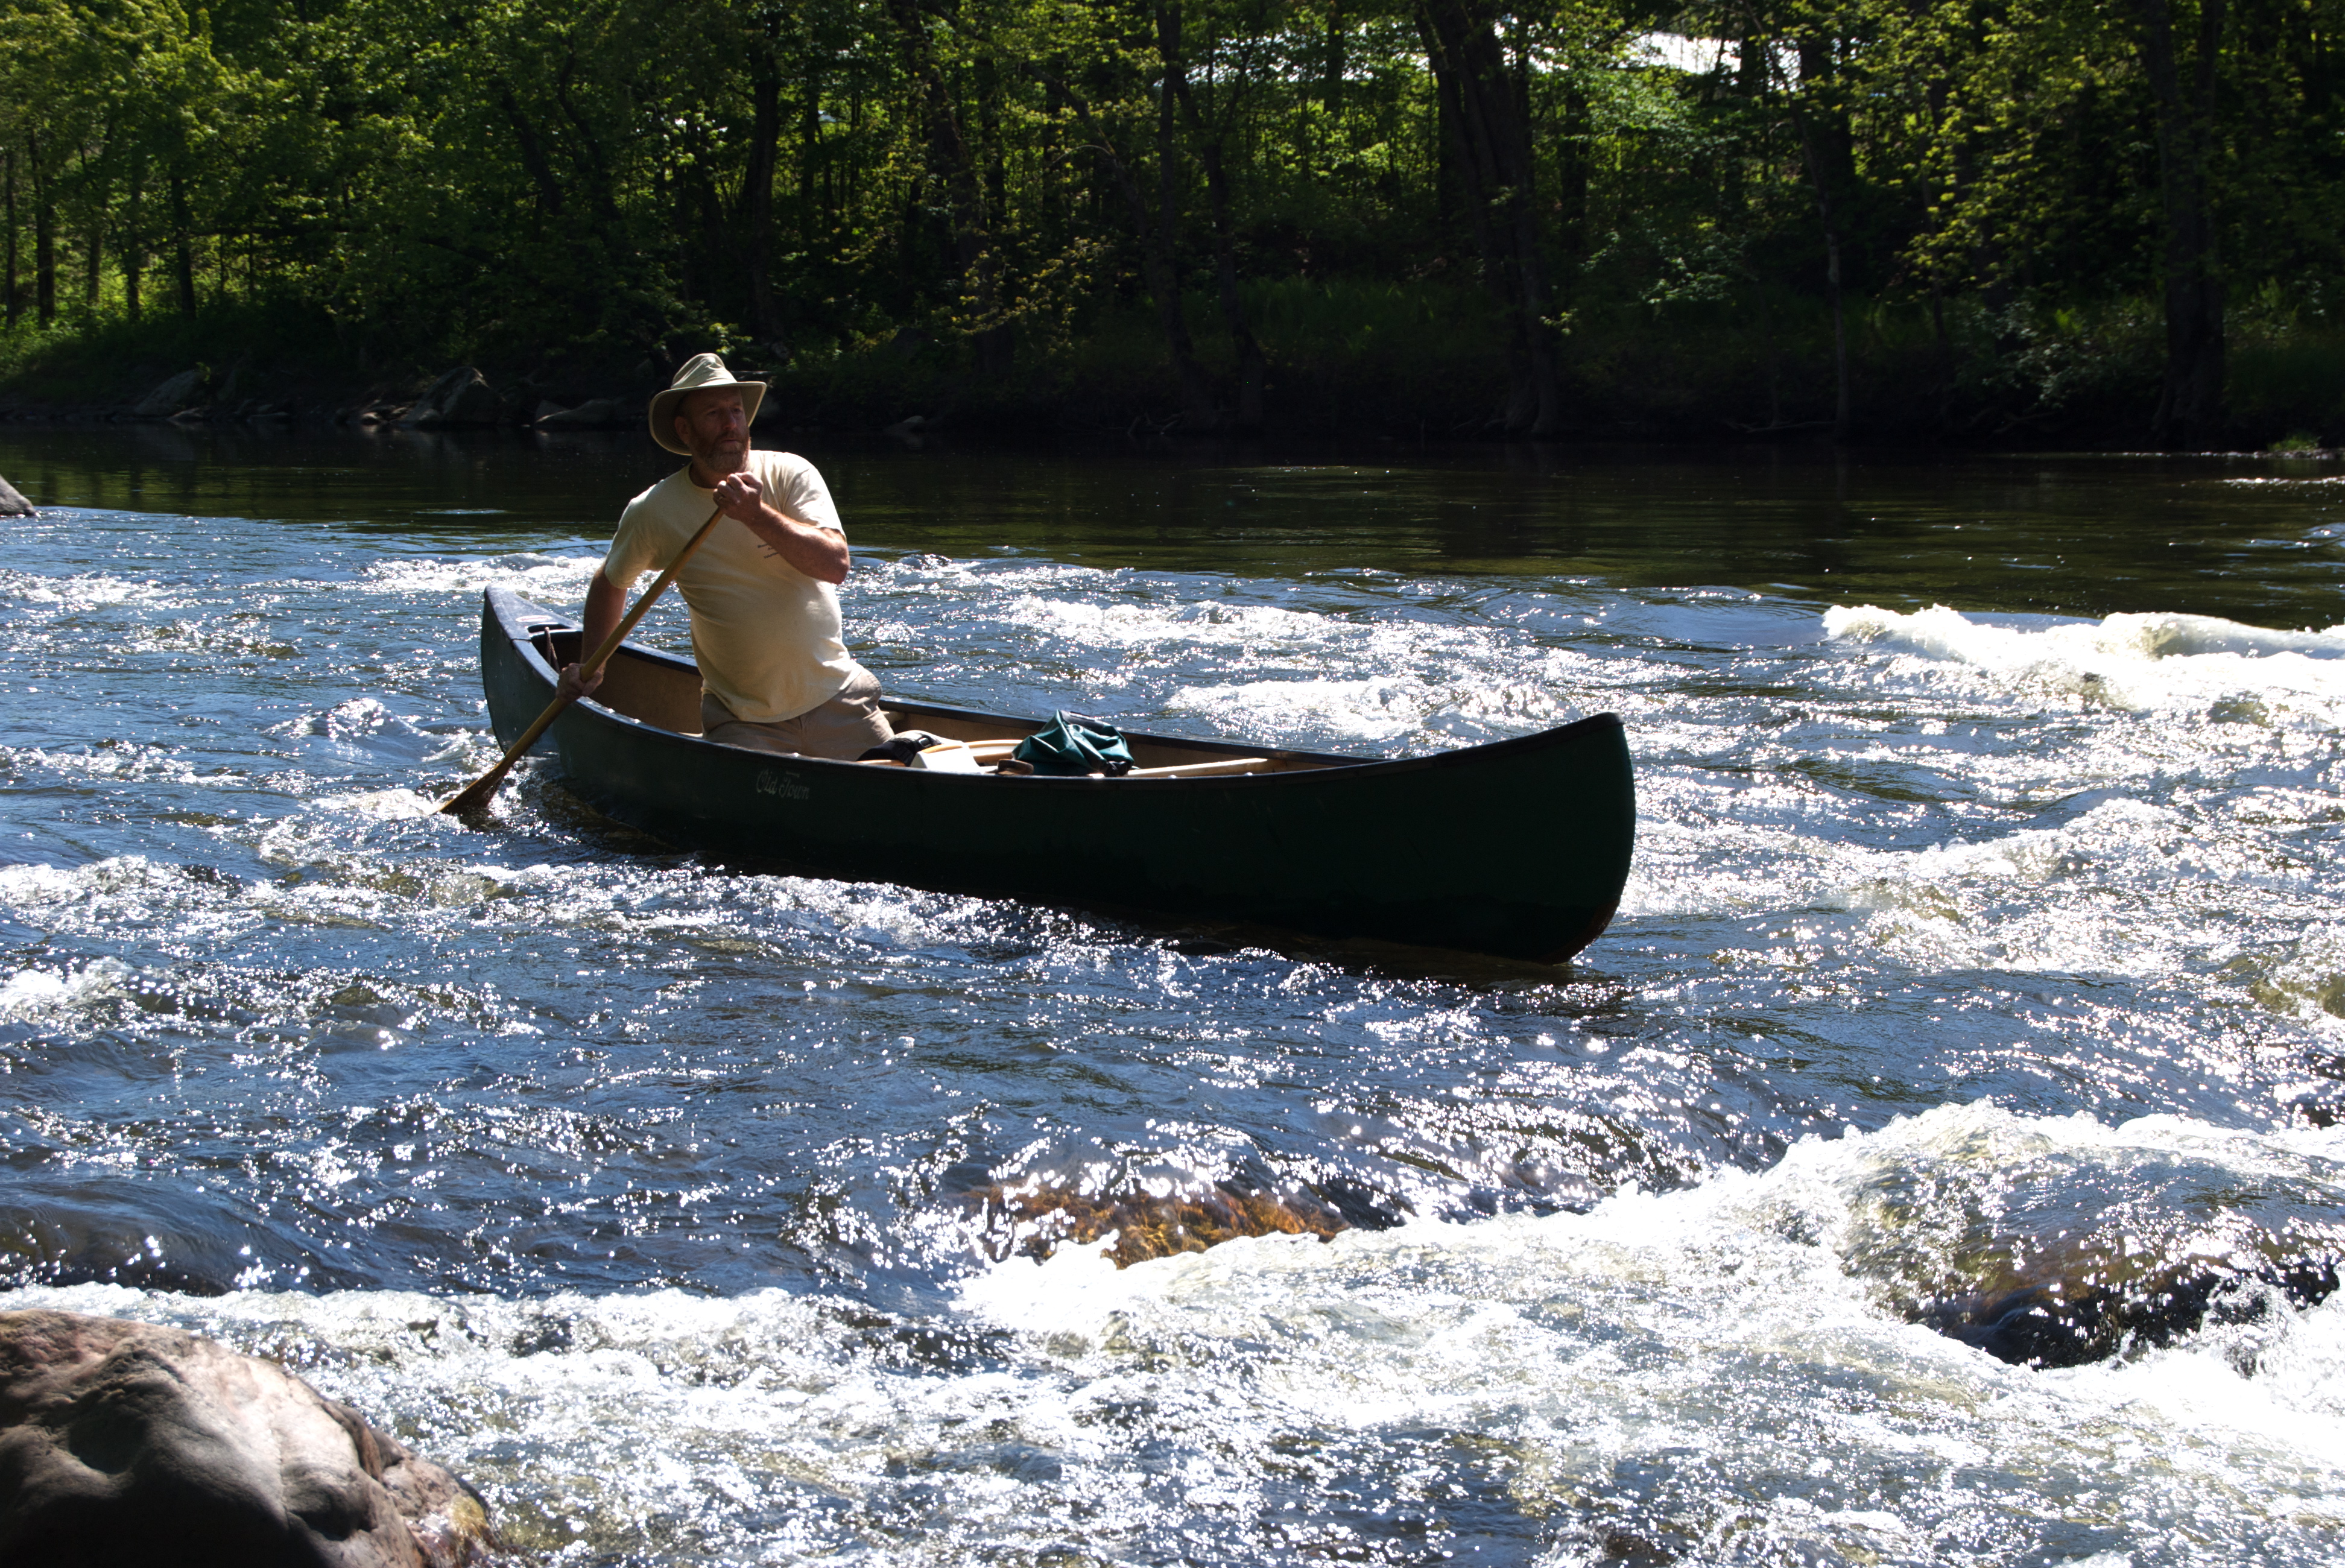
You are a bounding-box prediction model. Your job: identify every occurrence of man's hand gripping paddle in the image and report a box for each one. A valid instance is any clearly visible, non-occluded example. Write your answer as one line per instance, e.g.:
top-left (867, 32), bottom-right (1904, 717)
top-left (441, 505), bottom-right (724, 816)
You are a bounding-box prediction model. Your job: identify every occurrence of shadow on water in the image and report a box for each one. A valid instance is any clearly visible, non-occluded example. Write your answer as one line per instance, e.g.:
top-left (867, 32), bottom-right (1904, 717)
top-left (5, 425), bottom-right (2345, 624)
top-left (506, 767), bottom-right (1575, 980)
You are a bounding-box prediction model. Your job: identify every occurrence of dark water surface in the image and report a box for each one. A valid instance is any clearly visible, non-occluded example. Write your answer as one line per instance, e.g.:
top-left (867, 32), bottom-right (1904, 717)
top-left (4, 426), bottom-right (2345, 1564)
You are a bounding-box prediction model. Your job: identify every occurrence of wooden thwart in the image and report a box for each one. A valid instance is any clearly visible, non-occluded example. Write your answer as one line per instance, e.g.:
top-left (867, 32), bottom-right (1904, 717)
top-left (856, 751), bottom-right (1273, 779)
top-left (1126, 756), bottom-right (1271, 778)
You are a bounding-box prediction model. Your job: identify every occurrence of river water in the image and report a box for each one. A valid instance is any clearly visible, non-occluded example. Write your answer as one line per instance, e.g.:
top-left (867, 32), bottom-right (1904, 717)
top-left (3, 426), bottom-right (2344, 1565)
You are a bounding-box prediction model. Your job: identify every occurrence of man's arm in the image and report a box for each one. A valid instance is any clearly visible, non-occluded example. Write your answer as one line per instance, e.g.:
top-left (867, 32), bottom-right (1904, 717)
top-left (712, 470), bottom-right (849, 584)
top-left (555, 568), bottom-right (627, 700)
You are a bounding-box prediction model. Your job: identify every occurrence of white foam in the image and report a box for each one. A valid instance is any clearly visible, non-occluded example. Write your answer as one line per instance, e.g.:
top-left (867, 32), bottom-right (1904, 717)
top-left (0, 958), bottom-right (135, 1020)
top-left (11, 744), bottom-right (218, 787)
top-left (1166, 675), bottom-right (1435, 742)
top-left (280, 697), bottom-right (435, 743)
top-left (1824, 602), bottom-right (2345, 712)
top-left (312, 788), bottom-right (449, 821)
top-left (1604, 602), bottom-right (2345, 979)
top-left (4, 1104), bottom-right (2335, 1564)
top-left (355, 552), bottom-right (603, 599)
top-left (864, 564), bottom-right (1613, 751)
top-left (1621, 785), bottom-right (2261, 977)
top-left (0, 567), bottom-right (189, 614)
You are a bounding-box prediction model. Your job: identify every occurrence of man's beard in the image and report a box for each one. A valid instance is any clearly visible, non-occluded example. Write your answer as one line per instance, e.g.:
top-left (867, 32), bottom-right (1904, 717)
top-left (689, 435), bottom-right (751, 476)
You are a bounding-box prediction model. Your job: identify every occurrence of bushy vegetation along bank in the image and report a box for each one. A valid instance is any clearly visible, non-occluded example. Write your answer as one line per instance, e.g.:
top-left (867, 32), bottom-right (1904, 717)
top-left (5, 280), bottom-right (2340, 452)
top-left (4, 0), bottom-right (2343, 448)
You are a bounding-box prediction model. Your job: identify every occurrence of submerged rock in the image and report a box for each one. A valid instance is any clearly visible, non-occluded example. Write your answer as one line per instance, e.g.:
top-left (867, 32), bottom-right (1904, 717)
top-left (534, 396), bottom-right (625, 428)
top-left (1919, 1242), bottom-right (2338, 1368)
top-left (1829, 1107), bottom-right (2345, 1368)
top-left (0, 1310), bottom-right (502, 1567)
top-left (966, 1173), bottom-right (1401, 1268)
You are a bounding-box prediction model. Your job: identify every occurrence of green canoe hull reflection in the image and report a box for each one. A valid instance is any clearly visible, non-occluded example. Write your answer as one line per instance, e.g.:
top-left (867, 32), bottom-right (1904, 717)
top-left (481, 586), bottom-right (1634, 961)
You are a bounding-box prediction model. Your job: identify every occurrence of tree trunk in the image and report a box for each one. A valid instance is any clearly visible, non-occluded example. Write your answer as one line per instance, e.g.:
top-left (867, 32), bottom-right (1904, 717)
top-left (669, 157), bottom-right (697, 306)
top-left (1796, 39), bottom-right (1858, 201)
top-left (553, 49), bottom-right (622, 224)
top-left (1554, 84), bottom-right (1588, 285)
top-left (847, 79), bottom-right (862, 221)
top-left (1168, 19), bottom-right (1265, 428)
top-left (1430, 43), bottom-right (1462, 232)
top-left (978, 54), bottom-right (1007, 230)
top-left (4, 148), bottom-right (17, 329)
top-left (799, 64), bottom-right (822, 245)
top-left (743, 33), bottom-right (785, 352)
top-left (123, 162), bottom-right (141, 321)
top-left (1038, 60), bottom-right (1072, 248)
top-left (1416, 0), bottom-right (1561, 435)
top-left (496, 83), bottom-right (566, 216)
top-left (124, 164), bottom-right (142, 323)
top-left (1768, 48), bottom-right (1853, 440)
top-left (885, 0), bottom-right (1012, 377)
top-left (1180, 116), bottom-right (1265, 431)
top-left (2131, 0), bottom-right (2226, 447)
top-left (1323, 4), bottom-right (1345, 117)
top-left (31, 136), bottom-right (54, 326)
top-left (83, 183), bottom-right (101, 309)
top-left (1033, 60), bottom-right (1214, 426)
top-left (697, 161), bottom-right (726, 313)
top-left (1930, 272), bottom-right (1952, 434)
top-left (1151, 5), bottom-right (1218, 428)
top-left (169, 169), bottom-right (195, 314)
top-left (1823, 223), bottom-right (1849, 438)
top-left (1502, 24), bottom-right (1562, 435)
top-left (1422, 31), bottom-right (1492, 274)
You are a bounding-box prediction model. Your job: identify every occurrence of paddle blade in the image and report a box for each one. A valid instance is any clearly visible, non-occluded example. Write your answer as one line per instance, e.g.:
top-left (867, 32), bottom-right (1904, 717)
top-left (441, 689), bottom-right (575, 815)
top-left (438, 763), bottom-right (514, 816)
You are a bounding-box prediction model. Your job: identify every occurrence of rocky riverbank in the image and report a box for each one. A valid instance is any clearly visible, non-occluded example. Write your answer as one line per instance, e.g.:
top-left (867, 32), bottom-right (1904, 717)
top-left (2, 362), bottom-right (659, 437)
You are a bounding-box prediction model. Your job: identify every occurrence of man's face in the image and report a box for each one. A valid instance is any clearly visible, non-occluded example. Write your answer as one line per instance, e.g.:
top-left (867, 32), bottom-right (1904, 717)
top-left (676, 388), bottom-right (750, 474)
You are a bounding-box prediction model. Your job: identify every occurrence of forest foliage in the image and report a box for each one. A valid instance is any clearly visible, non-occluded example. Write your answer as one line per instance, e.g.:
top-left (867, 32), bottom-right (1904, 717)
top-left (1, 0), bottom-right (2341, 441)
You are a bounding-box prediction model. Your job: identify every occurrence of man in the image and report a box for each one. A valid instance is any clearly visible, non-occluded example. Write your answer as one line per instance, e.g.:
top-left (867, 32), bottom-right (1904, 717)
top-left (559, 353), bottom-right (893, 760)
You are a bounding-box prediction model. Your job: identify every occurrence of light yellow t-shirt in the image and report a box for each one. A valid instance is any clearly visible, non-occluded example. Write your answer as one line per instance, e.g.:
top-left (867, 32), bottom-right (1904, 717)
top-left (600, 449), bottom-right (855, 724)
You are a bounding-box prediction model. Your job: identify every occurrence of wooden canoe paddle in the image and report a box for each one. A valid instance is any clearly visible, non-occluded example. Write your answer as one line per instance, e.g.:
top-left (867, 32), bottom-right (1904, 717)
top-left (441, 505), bottom-right (725, 815)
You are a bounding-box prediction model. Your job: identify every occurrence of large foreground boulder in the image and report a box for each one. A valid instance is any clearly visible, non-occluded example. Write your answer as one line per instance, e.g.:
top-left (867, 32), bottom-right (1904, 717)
top-left (0, 1310), bottom-right (502, 1567)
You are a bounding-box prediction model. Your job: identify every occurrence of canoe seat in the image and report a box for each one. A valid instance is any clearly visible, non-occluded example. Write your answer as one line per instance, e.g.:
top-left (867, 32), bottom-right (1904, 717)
top-left (533, 628), bottom-right (705, 733)
top-left (598, 652), bottom-right (704, 734)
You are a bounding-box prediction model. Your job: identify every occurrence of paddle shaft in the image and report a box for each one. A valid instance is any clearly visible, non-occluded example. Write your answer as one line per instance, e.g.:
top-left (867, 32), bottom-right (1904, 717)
top-left (442, 505), bottom-right (726, 814)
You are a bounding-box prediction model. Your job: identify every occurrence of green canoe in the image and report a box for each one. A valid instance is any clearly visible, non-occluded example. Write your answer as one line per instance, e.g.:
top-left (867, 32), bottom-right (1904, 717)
top-left (479, 586), bottom-right (1635, 961)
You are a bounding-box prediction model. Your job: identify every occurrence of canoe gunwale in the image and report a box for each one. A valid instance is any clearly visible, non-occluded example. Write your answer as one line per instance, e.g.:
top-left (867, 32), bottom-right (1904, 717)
top-left (496, 587), bottom-right (1624, 786)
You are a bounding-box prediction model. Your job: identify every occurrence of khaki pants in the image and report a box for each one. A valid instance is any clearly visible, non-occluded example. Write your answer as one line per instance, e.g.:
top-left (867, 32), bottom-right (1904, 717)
top-left (700, 663), bottom-right (892, 761)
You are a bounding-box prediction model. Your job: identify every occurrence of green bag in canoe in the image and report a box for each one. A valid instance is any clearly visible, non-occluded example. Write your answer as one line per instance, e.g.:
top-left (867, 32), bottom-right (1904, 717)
top-left (1013, 712), bottom-right (1136, 776)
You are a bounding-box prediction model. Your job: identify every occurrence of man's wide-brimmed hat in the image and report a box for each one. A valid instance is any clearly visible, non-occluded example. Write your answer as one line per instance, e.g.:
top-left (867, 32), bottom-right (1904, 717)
top-left (648, 353), bottom-right (766, 455)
